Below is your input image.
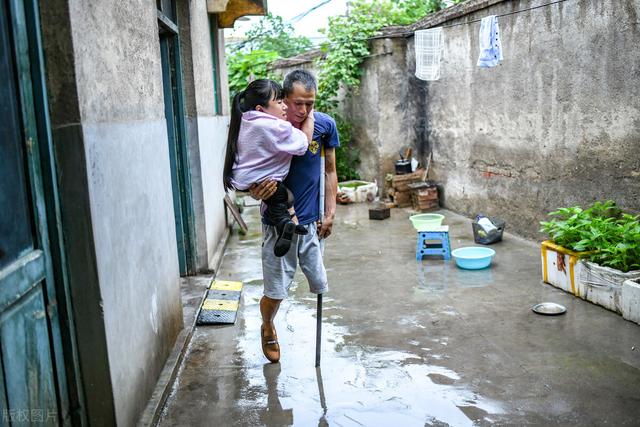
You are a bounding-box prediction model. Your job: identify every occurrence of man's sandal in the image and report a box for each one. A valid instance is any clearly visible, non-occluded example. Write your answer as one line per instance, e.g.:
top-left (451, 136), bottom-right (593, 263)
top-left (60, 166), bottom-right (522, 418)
top-left (261, 324), bottom-right (280, 363)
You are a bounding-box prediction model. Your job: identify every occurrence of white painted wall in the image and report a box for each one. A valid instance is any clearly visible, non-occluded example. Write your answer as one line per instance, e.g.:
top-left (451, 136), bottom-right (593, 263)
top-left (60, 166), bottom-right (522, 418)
top-left (83, 121), bottom-right (182, 426)
top-left (198, 115), bottom-right (230, 267)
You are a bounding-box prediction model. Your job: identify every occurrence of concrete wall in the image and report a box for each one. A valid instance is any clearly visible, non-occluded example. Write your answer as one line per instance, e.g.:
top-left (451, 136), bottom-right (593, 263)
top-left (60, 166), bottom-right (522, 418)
top-left (276, 0), bottom-right (640, 239)
top-left (40, 0), bottom-right (116, 423)
top-left (66, 1), bottom-right (183, 425)
top-left (420, 0), bottom-right (640, 238)
top-left (42, 0), bottom-right (231, 424)
top-left (345, 38), bottom-right (419, 186)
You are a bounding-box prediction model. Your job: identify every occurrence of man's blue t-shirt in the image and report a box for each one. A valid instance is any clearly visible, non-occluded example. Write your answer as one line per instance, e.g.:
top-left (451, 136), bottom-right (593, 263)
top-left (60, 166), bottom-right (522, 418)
top-left (263, 112), bottom-right (340, 225)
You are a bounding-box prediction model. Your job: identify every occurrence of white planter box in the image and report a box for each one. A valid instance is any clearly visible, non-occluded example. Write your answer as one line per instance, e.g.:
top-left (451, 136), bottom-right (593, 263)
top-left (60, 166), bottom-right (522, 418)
top-left (580, 261), bottom-right (640, 314)
top-left (621, 279), bottom-right (640, 324)
top-left (541, 241), bottom-right (587, 297)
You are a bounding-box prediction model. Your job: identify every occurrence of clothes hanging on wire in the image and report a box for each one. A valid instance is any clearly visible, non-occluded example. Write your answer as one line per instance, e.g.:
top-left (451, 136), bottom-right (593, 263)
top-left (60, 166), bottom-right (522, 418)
top-left (477, 15), bottom-right (503, 68)
top-left (414, 27), bottom-right (444, 81)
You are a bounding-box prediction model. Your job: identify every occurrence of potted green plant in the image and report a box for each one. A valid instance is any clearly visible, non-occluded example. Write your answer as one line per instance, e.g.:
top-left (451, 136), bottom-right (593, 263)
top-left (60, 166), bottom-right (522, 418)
top-left (540, 201), bottom-right (640, 313)
top-left (539, 204), bottom-right (599, 297)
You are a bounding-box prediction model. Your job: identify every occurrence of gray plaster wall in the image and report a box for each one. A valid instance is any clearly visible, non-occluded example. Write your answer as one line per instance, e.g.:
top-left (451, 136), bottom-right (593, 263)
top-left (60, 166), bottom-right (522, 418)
top-left (339, 0), bottom-right (640, 238)
top-left (344, 38), bottom-right (417, 186)
top-left (188, 0), bottom-right (216, 117)
top-left (40, 0), bottom-right (115, 423)
top-left (65, 0), bottom-right (182, 425)
top-left (420, 0), bottom-right (640, 238)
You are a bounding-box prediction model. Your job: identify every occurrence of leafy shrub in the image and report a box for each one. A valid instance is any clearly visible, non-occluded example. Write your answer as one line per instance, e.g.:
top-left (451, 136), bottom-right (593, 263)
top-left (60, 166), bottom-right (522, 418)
top-left (226, 14), bottom-right (312, 97)
top-left (540, 201), bottom-right (640, 272)
top-left (227, 50), bottom-right (280, 96)
top-left (333, 116), bottom-right (360, 181)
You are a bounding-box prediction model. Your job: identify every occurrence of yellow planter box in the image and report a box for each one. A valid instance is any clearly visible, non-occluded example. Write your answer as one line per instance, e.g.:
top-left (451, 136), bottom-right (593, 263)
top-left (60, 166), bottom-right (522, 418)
top-left (541, 241), bottom-right (589, 297)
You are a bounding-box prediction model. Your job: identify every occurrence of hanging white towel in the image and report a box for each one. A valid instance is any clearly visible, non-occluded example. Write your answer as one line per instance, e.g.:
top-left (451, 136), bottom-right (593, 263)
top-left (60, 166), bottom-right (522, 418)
top-left (415, 27), bottom-right (444, 81)
top-left (477, 15), bottom-right (503, 68)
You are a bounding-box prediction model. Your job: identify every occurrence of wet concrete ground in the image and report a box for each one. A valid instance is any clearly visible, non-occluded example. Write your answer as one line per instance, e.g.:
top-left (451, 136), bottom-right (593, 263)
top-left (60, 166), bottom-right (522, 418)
top-left (159, 203), bottom-right (640, 426)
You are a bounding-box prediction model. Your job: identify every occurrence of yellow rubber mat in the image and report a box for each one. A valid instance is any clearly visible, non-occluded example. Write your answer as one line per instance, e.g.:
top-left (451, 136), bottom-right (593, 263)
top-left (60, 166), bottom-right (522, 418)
top-left (210, 280), bottom-right (243, 292)
top-left (202, 299), bottom-right (239, 312)
top-left (198, 280), bottom-right (244, 325)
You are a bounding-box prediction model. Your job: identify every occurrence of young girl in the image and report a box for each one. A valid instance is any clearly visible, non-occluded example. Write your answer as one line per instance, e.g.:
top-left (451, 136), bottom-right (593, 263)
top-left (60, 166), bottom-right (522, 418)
top-left (223, 79), bottom-right (314, 257)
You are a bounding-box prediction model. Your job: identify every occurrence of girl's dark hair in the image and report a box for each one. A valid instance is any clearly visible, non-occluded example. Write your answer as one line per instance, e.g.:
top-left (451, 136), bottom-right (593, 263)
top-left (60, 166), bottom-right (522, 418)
top-left (223, 79), bottom-right (284, 190)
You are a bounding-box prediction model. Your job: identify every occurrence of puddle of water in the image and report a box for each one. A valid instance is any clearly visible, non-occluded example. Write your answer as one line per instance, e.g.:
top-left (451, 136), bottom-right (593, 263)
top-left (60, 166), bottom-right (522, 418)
top-left (182, 204), bottom-right (504, 427)
top-left (231, 286), bottom-right (503, 427)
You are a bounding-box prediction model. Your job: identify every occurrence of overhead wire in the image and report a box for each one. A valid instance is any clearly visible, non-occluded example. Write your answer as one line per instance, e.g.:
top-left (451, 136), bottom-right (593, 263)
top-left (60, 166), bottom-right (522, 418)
top-left (227, 0), bottom-right (334, 51)
top-left (435, 0), bottom-right (572, 30)
top-left (289, 0), bottom-right (334, 23)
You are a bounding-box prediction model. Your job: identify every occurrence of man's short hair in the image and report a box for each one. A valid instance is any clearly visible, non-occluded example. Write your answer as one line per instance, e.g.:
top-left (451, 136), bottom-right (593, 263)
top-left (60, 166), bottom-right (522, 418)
top-left (283, 69), bottom-right (317, 96)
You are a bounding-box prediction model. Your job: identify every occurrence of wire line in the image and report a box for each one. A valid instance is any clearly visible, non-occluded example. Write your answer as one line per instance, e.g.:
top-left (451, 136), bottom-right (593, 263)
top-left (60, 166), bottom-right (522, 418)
top-left (435, 0), bottom-right (573, 30)
top-left (289, 0), bottom-right (333, 23)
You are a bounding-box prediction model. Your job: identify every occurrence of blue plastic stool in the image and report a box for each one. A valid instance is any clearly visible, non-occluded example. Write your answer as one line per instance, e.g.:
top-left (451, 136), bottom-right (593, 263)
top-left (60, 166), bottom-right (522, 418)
top-left (416, 226), bottom-right (451, 260)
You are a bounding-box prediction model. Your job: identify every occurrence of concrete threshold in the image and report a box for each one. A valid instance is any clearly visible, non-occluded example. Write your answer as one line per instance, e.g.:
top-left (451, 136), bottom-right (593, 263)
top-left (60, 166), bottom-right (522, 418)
top-left (137, 227), bottom-right (232, 427)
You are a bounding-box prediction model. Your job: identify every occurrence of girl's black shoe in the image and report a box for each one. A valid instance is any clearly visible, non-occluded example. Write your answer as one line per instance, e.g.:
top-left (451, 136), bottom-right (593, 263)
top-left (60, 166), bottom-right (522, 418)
top-left (274, 220), bottom-right (295, 257)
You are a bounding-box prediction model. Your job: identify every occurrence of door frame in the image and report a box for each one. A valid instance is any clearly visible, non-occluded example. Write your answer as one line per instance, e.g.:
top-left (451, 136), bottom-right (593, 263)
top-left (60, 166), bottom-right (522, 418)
top-left (158, 3), bottom-right (198, 276)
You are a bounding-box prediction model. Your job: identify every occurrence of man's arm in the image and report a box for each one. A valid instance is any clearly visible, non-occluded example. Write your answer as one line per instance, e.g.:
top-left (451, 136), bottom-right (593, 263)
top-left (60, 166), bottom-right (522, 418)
top-left (318, 147), bottom-right (337, 238)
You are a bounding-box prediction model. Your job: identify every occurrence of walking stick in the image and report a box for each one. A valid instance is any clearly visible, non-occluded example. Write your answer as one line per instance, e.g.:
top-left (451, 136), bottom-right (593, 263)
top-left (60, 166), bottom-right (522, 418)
top-left (316, 145), bottom-right (325, 367)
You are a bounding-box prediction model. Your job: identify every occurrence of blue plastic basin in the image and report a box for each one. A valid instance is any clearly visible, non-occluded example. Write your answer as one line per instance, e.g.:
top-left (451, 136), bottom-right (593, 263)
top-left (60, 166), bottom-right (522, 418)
top-left (451, 247), bottom-right (496, 270)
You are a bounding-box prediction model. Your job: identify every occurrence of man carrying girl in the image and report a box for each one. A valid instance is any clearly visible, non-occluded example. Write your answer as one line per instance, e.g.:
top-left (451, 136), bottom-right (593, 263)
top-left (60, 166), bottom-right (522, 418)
top-left (225, 70), bottom-right (339, 363)
top-left (251, 70), bottom-right (339, 363)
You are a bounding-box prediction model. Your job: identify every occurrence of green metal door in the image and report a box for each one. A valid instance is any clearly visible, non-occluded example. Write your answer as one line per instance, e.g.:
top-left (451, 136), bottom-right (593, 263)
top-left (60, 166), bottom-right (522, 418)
top-left (0, 0), bottom-right (68, 424)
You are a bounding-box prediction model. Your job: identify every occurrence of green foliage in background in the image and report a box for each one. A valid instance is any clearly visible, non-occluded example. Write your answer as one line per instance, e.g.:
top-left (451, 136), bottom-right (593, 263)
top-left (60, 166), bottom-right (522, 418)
top-left (540, 201), bottom-right (640, 273)
top-left (334, 117), bottom-right (360, 181)
top-left (227, 50), bottom-right (279, 96)
top-left (242, 13), bottom-right (313, 56)
top-left (226, 13), bottom-right (312, 96)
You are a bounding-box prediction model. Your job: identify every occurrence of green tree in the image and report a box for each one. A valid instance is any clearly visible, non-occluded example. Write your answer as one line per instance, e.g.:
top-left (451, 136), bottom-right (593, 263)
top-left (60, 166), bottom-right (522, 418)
top-left (242, 13), bottom-right (312, 56)
top-left (226, 13), bottom-right (312, 96)
top-left (227, 50), bottom-right (279, 97)
top-left (316, 0), bottom-right (458, 112)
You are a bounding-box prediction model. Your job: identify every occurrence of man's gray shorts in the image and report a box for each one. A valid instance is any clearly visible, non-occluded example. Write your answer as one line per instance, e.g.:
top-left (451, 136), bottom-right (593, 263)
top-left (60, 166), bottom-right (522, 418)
top-left (262, 222), bottom-right (328, 300)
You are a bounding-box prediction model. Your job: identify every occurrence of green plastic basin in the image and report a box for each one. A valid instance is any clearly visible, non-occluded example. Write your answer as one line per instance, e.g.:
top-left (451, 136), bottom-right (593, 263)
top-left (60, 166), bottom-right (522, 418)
top-left (409, 213), bottom-right (445, 231)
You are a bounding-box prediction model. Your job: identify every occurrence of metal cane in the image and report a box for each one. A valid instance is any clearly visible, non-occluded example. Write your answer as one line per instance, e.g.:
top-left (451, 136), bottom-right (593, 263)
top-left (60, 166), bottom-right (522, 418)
top-left (316, 145), bottom-right (325, 367)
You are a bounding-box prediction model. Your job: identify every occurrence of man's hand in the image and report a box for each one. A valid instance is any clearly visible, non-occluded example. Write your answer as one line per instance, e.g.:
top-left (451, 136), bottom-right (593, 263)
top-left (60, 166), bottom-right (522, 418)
top-left (249, 179), bottom-right (277, 200)
top-left (317, 215), bottom-right (334, 239)
top-left (318, 147), bottom-right (337, 239)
